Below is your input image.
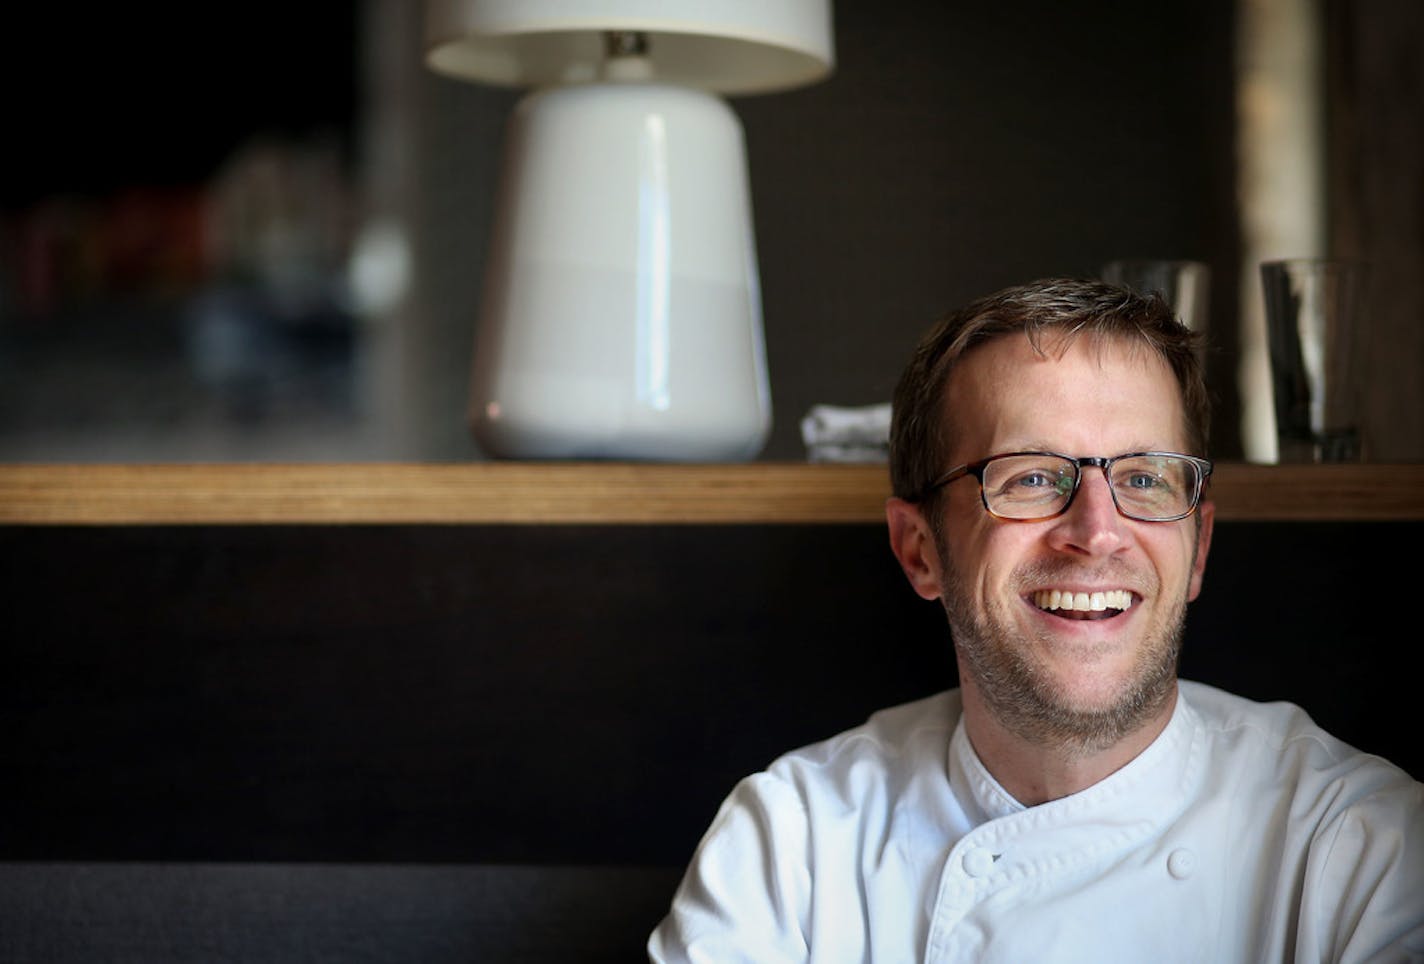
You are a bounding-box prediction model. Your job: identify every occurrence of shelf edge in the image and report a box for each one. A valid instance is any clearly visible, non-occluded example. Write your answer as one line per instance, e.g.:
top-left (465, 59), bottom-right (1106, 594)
top-left (1, 462), bottom-right (1421, 525)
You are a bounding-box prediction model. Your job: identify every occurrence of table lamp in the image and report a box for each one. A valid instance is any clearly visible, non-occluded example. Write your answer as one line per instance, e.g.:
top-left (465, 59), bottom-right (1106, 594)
top-left (425, 0), bottom-right (835, 460)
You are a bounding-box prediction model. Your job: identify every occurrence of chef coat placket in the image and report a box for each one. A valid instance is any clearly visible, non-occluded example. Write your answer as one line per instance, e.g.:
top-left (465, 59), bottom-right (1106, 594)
top-left (922, 697), bottom-right (1206, 961)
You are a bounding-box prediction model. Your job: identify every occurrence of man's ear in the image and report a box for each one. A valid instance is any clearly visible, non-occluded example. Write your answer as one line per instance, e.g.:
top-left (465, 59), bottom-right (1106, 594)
top-left (886, 497), bottom-right (946, 601)
top-left (1187, 498), bottom-right (1215, 602)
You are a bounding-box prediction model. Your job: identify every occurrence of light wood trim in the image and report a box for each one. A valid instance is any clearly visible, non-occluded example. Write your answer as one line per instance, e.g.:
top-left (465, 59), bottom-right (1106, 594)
top-left (0, 463), bottom-right (885, 525)
top-left (1, 462), bottom-right (1421, 525)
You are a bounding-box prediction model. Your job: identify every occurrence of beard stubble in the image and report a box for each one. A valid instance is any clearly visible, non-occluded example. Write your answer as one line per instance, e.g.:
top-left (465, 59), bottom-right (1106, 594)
top-left (937, 546), bottom-right (1190, 756)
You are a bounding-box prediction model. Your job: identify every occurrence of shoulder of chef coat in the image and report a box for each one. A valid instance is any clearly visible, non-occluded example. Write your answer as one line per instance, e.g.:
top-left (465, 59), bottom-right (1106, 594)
top-left (1180, 679), bottom-right (1424, 959)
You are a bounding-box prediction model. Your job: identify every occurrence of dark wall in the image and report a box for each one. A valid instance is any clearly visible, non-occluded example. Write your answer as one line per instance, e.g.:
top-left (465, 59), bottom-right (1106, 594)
top-left (4, 520), bottom-right (1417, 869)
top-left (12, 2), bottom-right (1421, 465)
top-left (741, 0), bottom-right (1243, 458)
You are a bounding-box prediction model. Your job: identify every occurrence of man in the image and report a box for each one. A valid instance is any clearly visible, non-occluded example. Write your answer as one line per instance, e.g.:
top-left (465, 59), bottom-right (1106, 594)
top-left (648, 278), bottom-right (1423, 962)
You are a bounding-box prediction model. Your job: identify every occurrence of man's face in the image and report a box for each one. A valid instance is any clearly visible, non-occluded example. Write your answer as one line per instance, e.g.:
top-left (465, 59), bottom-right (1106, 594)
top-left (931, 333), bottom-right (1213, 750)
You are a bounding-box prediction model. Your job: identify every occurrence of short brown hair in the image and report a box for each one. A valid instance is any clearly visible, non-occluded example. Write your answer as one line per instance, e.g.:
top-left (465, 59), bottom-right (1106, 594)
top-left (889, 278), bottom-right (1209, 502)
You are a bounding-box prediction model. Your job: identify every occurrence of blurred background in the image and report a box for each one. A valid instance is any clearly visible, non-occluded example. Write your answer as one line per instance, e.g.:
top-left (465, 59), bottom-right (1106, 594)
top-left (1, 0), bottom-right (1420, 463)
top-left (2, 11), bottom-right (1420, 957)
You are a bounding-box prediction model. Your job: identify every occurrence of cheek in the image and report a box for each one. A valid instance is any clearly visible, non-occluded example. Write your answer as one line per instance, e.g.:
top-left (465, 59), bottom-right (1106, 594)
top-left (943, 517), bottom-right (1026, 599)
top-left (1150, 531), bottom-right (1203, 599)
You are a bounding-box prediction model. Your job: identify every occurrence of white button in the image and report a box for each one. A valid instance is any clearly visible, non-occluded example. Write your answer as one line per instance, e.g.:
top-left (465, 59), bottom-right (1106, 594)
top-left (1167, 848), bottom-right (1196, 880)
top-left (962, 847), bottom-right (996, 878)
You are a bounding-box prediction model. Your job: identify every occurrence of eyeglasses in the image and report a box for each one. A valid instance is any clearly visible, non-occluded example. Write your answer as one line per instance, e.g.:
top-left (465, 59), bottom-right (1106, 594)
top-left (921, 451), bottom-right (1213, 523)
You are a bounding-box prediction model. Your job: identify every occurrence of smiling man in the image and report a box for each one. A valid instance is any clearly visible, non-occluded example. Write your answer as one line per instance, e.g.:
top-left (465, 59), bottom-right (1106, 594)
top-left (897, 311), bottom-right (1212, 806)
top-left (648, 279), bottom-right (1423, 962)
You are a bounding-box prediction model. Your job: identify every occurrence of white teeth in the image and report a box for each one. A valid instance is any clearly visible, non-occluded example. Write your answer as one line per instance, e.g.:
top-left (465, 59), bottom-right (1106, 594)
top-left (1033, 589), bottom-right (1134, 612)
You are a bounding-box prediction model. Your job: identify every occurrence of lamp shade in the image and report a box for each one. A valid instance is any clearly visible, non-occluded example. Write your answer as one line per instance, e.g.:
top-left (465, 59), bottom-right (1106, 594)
top-left (425, 0), bottom-right (834, 460)
top-left (425, 0), bottom-right (835, 94)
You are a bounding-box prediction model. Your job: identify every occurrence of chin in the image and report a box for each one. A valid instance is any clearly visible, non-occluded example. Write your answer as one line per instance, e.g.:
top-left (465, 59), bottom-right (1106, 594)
top-left (987, 649), bottom-right (1179, 752)
top-left (1049, 656), bottom-right (1152, 708)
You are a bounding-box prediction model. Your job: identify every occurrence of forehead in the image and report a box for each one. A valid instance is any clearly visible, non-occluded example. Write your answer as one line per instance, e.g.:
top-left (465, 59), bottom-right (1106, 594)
top-left (942, 332), bottom-right (1187, 460)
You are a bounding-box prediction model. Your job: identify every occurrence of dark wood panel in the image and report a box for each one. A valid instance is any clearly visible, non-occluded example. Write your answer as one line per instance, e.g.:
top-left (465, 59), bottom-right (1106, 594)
top-left (2, 521), bottom-right (1417, 865)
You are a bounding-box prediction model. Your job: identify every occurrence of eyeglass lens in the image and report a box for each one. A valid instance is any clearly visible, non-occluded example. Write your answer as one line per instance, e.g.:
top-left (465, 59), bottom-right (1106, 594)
top-left (981, 454), bottom-right (1200, 520)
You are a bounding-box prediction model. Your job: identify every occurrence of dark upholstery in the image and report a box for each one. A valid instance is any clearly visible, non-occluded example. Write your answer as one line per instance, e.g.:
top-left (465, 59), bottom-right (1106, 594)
top-left (0, 863), bottom-right (682, 963)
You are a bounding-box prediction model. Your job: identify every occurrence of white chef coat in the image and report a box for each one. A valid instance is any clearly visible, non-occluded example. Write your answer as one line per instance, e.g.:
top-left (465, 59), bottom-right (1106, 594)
top-left (648, 680), bottom-right (1424, 963)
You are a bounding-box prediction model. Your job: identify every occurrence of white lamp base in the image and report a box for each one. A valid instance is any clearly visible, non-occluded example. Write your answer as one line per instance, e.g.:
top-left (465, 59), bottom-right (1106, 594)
top-left (470, 81), bottom-right (771, 461)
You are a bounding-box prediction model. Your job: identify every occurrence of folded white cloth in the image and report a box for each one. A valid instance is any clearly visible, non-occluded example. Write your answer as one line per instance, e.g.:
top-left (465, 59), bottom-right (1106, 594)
top-left (800, 403), bottom-right (891, 463)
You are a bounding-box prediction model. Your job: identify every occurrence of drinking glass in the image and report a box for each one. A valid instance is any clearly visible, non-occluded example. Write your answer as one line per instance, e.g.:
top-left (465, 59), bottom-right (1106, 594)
top-left (1260, 258), bottom-right (1368, 462)
top-left (1101, 259), bottom-right (1211, 337)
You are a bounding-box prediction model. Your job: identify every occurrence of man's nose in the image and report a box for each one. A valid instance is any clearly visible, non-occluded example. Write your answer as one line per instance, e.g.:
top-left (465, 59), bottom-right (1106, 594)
top-left (1047, 468), bottom-right (1127, 556)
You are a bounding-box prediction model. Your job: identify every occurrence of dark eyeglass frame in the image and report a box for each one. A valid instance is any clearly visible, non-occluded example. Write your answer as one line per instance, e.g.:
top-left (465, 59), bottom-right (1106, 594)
top-left (918, 451), bottom-right (1214, 523)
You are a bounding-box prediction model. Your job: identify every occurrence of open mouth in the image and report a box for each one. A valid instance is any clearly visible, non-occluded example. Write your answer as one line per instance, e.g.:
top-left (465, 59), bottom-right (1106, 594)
top-left (1032, 589), bottom-right (1134, 621)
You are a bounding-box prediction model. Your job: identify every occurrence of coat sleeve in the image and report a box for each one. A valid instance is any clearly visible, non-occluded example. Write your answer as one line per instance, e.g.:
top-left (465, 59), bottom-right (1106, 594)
top-left (1299, 778), bottom-right (1424, 963)
top-left (648, 770), bottom-right (814, 963)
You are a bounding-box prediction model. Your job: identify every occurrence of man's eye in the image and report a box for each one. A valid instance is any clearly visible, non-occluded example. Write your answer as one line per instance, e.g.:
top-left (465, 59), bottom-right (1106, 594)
top-left (1003, 471), bottom-right (1073, 497)
top-left (1123, 472), bottom-right (1164, 490)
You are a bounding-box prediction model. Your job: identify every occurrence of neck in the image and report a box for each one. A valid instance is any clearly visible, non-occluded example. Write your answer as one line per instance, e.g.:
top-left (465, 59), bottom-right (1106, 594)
top-left (957, 675), bottom-right (1178, 806)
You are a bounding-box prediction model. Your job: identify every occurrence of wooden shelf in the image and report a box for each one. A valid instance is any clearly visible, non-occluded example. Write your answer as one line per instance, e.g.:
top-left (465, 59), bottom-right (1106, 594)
top-left (2, 462), bottom-right (1422, 525)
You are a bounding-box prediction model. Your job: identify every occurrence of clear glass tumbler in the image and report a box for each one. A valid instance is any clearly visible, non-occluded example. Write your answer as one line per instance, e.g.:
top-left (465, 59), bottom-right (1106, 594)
top-left (1259, 258), bottom-right (1368, 462)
